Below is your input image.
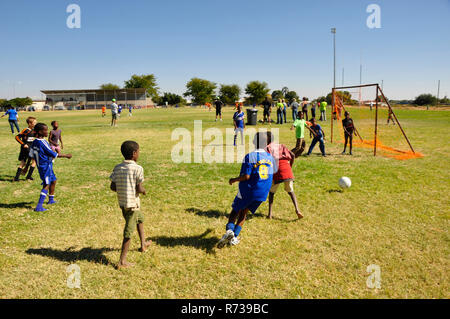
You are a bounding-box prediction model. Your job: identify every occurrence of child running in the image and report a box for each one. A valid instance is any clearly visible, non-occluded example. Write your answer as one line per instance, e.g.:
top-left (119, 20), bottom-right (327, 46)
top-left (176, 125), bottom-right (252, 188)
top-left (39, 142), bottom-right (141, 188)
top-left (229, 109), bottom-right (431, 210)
top-left (306, 118), bottom-right (326, 157)
top-left (48, 121), bottom-right (63, 154)
top-left (110, 141), bottom-right (151, 269)
top-left (233, 104), bottom-right (245, 146)
top-left (14, 117), bottom-right (37, 182)
top-left (265, 132), bottom-right (303, 220)
top-left (29, 123), bottom-right (72, 212)
top-left (217, 132), bottom-right (274, 248)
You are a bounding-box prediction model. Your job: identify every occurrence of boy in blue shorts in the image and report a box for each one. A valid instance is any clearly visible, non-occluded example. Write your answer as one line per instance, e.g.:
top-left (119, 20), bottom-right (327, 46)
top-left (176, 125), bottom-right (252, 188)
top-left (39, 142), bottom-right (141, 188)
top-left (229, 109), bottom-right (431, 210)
top-left (217, 132), bottom-right (275, 247)
top-left (29, 123), bottom-right (72, 212)
top-left (233, 105), bottom-right (245, 146)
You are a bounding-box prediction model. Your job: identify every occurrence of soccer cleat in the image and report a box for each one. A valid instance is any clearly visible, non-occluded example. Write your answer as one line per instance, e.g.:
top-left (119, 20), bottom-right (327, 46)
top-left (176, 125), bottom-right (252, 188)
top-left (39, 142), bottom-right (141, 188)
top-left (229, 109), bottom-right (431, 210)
top-left (47, 199), bottom-right (57, 205)
top-left (34, 206), bottom-right (47, 212)
top-left (217, 230), bottom-right (235, 248)
top-left (230, 237), bottom-right (240, 246)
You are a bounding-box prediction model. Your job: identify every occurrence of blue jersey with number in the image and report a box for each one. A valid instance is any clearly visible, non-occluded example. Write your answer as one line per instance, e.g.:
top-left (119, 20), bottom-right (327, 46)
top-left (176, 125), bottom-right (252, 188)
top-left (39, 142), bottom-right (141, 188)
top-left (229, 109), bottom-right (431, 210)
top-left (238, 150), bottom-right (274, 201)
top-left (233, 111), bottom-right (245, 128)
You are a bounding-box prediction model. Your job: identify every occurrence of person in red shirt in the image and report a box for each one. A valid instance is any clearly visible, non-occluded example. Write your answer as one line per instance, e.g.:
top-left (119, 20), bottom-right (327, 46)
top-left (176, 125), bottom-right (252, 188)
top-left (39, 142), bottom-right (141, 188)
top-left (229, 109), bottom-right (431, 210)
top-left (265, 132), bottom-right (303, 220)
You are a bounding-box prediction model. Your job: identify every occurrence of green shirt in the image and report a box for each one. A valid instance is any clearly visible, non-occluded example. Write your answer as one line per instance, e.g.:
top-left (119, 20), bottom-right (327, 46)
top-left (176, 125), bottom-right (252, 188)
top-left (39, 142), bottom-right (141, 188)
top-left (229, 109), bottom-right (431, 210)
top-left (320, 102), bottom-right (327, 111)
top-left (276, 102), bottom-right (284, 109)
top-left (293, 119), bottom-right (307, 139)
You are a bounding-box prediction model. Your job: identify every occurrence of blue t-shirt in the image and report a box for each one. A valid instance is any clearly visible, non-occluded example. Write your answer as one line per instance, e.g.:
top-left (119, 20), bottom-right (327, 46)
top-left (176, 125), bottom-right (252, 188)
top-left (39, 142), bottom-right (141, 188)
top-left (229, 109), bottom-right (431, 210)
top-left (238, 150), bottom-right (275, 201)
top-left (5, 109), bottom-right (18, 121)
top-left (233, 111), bottom-right (245, 128)
top-left (29, 138), bottom-right (58, 171)
top-left (311, 124), bottom-right (323, 138)
top-left (118, 105), bottom-right (123, 113)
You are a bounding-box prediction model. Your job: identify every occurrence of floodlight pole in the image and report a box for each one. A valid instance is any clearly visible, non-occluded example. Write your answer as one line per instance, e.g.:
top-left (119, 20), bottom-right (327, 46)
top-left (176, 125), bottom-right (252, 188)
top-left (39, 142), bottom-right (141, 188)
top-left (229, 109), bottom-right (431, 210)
top-left (331, 88), bottom-right (335, 143)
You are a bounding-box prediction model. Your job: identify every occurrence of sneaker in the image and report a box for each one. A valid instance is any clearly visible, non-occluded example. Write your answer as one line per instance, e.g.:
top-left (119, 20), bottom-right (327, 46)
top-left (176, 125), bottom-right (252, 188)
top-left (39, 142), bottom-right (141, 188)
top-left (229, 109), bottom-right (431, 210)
top-left (230, 237), bottom-right (240, 246)
top-left (217, 230), bottom-right (234, 248)
top-left (34, 206), bottom-right (47, 212)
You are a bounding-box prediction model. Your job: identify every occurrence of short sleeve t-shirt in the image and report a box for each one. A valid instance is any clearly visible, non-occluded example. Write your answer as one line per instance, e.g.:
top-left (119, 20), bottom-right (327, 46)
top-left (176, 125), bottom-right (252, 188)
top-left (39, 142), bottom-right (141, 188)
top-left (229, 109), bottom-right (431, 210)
top-left (342, 118), bottom-right (355, 132)
top-left (238, 150), bottom-right (275, 201)
top-left (214, 100), bottom-right (223, 110)
top-left (290, 102), bottom-right (299, 109)
top-left (111, 103), bottom-right (118, 114)
top-left (5, 109), bottom-right (18, 121)
top-left (311, 124), bottom-right (323, 138)
top-left (293, 119), bottom-right (307, 139)
top-left (262, 100), bottom-right (271, 111)
top-left (110, 160), bottom-right (144, 210)
top-left (320, 102), bottom-right (327, 111)
top-left (233, 111), bottom-right (245, 128)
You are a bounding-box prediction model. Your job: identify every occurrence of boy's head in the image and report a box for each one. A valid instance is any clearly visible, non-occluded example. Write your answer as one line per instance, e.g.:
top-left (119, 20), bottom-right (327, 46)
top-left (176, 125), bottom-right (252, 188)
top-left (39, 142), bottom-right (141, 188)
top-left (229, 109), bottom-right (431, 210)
top-left (344, 111), bottom-right (350, 118)
top-left (297, 111), bottom-right (304, 119)
top-left (26, 117), bottom-right (37, 129)
top-left (253, 132), bottom-right (269, 149)
top-left (34, 123), bottom-right (49, 137)
top-left (121, 141), bottom-right (140, 161)
top-left (237, 104), bottom-right (242, 112)
top-left (310, 118), bottom-right (317, 125)
top-left (51, 120), bottom-right (59, 129)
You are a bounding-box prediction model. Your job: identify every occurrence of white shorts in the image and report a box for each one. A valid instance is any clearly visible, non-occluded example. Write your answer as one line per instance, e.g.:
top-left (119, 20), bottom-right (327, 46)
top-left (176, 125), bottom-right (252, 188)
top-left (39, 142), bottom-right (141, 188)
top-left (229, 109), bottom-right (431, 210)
top-left (270, 180), bottom-right (294, 193)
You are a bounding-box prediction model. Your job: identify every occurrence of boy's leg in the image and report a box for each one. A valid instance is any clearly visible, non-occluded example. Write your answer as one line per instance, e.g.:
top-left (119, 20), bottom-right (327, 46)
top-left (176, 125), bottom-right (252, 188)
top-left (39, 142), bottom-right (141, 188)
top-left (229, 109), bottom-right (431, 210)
top-left (234, 208), bottom-right (250, 238)
top-left (349, 133), bottom-right (353, 155)
top-left (14, 121), bottom-right (20, 132)
top-left (307, 138), bottom-right (318, 155)
top-left (268, 192), bottom-right (275, 219)
top-left (285, 181), bottom-right (302, 219)
top-left (137, 222), bottom-right (152, 252)
top-left (118, 208), bottom-right (137, 268)
top-left (343, 133), bottom-right (348, 153)
top-left (48, 180), bottom-right (57, 204)
top-left (319, 138), bottom-right (326, 156)
top-left (117, 238), bottom-right (132, 269)
top-left (240, 129), bottom-right (244, 145)
top-left (25, 159), bottom-right (35, 180)
top-left (35, 184), bottom-right (50, 212)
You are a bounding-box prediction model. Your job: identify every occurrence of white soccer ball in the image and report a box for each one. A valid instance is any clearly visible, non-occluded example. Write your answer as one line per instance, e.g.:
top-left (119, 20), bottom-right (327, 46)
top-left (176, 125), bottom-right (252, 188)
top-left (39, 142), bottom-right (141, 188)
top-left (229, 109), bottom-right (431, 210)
top-left (339, 176), bottom-right (352, 189)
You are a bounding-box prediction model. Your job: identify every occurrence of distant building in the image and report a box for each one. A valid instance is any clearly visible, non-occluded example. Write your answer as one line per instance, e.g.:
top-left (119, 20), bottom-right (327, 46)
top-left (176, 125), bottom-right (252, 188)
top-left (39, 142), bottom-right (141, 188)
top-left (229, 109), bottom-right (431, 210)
top-left (40, 88), bottom-right (154, 110)
top-left (30, 100), bottom-right (46, 111)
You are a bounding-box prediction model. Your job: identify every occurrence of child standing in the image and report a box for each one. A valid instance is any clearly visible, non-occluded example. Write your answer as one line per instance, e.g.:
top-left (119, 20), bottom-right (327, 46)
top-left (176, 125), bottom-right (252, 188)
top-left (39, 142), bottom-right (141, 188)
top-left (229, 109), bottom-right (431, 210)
top-left (306, 118), bottom-right (326, 157)
top-left (102, 105), bottom-right (106, 117)
top-left (110, 141), bottom-right (151, 269)
top-left (49, 121), bottom-right (63, 154)
top-left (265, 132), bottom-right (303, 220)
top-left (128, 105), bottom-right (133, 117)
top-left (233, 105), bottom-right (245, 146)
top-left (217, 132), bottom-right (274, 248)
top-left (29, 123), bottom-right (72, 212)
top-left (2, 106), bottom-right (20, 134)
top-left (14, 117), bottom-right (37, 181)
top-left (319, 101), bottom-right (327, 121)
top-left (342, 111), bottom-right (357, 155)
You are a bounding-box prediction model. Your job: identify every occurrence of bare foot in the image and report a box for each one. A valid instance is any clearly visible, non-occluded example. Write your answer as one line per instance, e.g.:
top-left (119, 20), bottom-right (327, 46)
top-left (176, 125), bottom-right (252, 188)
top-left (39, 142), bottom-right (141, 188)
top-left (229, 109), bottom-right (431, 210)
top-left (116, 261), bottom-right (134, 270)
top-left (139, 240), bottom-right (152, 252)
top-left (296, 211), bottom-right (304, 219)
top-left (267, 214), bottom-right (273, 219)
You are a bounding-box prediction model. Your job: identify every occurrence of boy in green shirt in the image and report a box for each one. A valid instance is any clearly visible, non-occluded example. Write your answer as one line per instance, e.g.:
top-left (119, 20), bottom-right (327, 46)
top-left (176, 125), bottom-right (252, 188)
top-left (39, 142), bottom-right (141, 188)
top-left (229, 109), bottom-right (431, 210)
top-left (291, 111), bottom-right (315, 158)
top-left (319, 101), bottom-right (327, 121)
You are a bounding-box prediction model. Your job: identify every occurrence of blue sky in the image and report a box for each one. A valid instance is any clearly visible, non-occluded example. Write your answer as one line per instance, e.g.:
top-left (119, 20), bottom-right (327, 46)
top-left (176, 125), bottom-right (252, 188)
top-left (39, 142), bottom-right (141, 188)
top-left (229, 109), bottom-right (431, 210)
top-left (1, 0), bottom-right (449, 100)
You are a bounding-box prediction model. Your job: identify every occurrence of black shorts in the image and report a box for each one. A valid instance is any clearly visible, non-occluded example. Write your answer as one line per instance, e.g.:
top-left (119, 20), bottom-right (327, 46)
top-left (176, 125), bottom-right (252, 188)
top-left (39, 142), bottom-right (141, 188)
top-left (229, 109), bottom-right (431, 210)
top-left (216, 108), bottom-right (222, 116)
top-left (263, 109), bottom-right (270, 117)
top-left (18, 147), bottom-right (30, 161)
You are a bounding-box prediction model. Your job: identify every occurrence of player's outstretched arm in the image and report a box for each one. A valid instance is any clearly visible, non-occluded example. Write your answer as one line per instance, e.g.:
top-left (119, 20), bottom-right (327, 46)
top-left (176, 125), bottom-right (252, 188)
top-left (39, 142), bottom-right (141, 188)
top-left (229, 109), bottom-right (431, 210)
top-left (59, 153), bottom-right (72, 159)
top-left (229, 174), bottom-right (250, 185)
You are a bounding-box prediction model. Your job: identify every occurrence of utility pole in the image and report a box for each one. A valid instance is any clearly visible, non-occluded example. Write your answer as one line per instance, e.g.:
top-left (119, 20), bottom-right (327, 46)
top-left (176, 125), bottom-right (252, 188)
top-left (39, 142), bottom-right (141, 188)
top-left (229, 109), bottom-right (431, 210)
top-left (437, 80), bottom-right (440, 106)
top-left (331, 28), bottom-right (336, 89)
top-left (342, 68), bottom-right (344, 86)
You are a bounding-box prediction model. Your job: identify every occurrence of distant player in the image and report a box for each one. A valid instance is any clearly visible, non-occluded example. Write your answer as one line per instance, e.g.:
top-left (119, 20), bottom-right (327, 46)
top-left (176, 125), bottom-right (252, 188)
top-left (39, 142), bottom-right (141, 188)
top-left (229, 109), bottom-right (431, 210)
top-left (29, 123), bottom-right (72, 212)
top-left (2, 106), bottom-right (20, 134)
top-left (261, 97), bottom-right (272, 123)
top-left (265, 131), bottom-right (303, 220)
top-left (111, 99), bottom-right (118, 127)
top-left (49, 121), bottom-right (63, 154)
top-left (342, 111), bottom-right (357, 155)
top-left (214, 98), bottom-right (224, 121)
top-left (301, 97), bottom-right (308, 120)
top-left (118, 104), bottom-right (123, 117)
top-left (128, 105), bottom-right (133, 117)
top-left (217, 132), bottom-right (275, 247)
top-left (14, 116), bottom-right (37, 182)
top-left (102, 105), bottom-right (106, 117)
top-left (387, 108), bottom-right (395, 125)
top-left (110, 141), bottom-right (151, 269)
top-left (306, 118), bottom-right (326, 157)
top-left (291, 111), bottom-right (315, 158)
top-left (233, 104), bottom-right (245, 146)
top-left (319, 101), bottom-right (327, 121)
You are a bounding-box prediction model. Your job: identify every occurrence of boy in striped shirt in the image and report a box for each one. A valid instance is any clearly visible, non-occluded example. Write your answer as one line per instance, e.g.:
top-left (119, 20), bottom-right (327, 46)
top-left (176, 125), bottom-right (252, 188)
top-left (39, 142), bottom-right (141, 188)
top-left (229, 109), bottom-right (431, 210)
top-left (110, 141), bottom-right (151, 269)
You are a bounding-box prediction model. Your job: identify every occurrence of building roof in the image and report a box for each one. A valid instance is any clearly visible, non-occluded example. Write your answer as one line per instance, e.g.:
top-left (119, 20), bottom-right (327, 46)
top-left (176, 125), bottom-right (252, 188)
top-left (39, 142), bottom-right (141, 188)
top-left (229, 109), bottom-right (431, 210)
top-left (41, 88), bottom-right (147, 94)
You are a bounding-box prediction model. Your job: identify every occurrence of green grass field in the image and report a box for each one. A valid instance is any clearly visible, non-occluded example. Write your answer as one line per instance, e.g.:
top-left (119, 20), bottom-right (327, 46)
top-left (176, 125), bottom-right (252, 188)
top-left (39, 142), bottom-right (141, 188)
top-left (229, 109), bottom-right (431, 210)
top-left (0, 107), bottom-right (448, 299)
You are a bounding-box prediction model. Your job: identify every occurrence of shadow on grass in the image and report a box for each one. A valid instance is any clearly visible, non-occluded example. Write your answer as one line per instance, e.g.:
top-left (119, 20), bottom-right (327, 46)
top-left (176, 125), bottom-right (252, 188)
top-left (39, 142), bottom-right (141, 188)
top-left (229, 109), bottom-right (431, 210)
top-left (186, 207), bottom-right (228, 218)
top-left (0, 175), bottom-right (14, 182)
top-left (0, 201), bottom-right (34, 209)
top-left (150, 229), bottom-right (218, 254)
top-left (327, 189), bottom-right (343, 193)
top-left (26, 247), bottom-right (116, 265)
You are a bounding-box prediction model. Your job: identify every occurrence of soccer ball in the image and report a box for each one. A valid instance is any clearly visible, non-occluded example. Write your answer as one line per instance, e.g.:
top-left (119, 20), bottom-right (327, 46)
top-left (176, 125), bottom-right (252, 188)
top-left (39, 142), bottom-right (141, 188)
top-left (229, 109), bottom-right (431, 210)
top-left (339, 177), bottom-right (351, 189)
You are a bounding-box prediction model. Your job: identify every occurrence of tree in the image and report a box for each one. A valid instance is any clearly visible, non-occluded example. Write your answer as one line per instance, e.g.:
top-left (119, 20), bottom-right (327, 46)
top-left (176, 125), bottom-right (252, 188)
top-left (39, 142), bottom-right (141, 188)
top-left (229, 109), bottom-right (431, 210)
top-left (285, 91), bottom-right (300, 103)
top-left (160, 92), bottom-right (186, 106)
top-left (219, 84), bottom-right (241, 105)
top-left (414, 94), bottom-right (437, 106)
top-left (124, 74), bottom-right (159, 100)
top-left (326, 91), bottom-right (357, 105)
top-left (8, 97), bottom-right (33, 108)
top-left (99, 83), bottom-right (120, 90)
top-left (271, 90), bottom-right (284, 101)
top-left (184, 78), bottom-right (217, 105)
top-left (281, 86), bottom-right (289, 97)
top-left (440, 96), bottom-right (450, 105)
top-left (245, 81), bottom-right (270, 105)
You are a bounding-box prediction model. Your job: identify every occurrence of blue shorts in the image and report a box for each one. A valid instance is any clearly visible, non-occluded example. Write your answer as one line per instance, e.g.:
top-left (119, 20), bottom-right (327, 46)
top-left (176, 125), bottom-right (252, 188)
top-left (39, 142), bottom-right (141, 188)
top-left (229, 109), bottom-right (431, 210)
top-left (38, 166), bottom-right (57, 186)
top-left (232, 195), bottom-right (263, 214)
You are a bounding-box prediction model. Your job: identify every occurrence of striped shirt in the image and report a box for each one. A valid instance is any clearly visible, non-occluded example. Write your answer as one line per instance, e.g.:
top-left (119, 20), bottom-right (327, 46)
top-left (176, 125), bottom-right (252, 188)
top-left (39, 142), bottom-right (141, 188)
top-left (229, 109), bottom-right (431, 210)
top-left (110, 160), bottom-right (144, 210)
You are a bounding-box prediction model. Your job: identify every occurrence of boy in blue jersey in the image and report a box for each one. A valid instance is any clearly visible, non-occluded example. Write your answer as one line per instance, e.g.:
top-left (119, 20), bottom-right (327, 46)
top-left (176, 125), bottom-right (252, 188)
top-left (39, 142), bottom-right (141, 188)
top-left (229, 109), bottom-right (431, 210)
top-left (233, 105), bottom-right (245, 146)
top-left (29, 123), bottom-right (72, 212)
top-left (217, 132), bottom-right (275, 247)
top-left (306, 118), bottom-right (326, 157)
